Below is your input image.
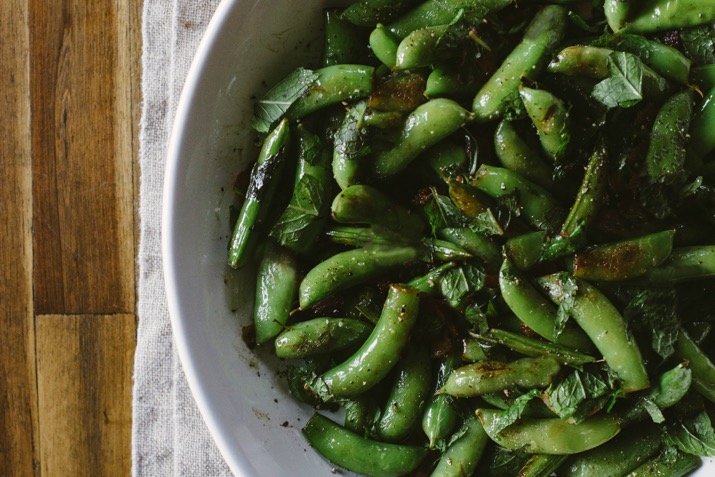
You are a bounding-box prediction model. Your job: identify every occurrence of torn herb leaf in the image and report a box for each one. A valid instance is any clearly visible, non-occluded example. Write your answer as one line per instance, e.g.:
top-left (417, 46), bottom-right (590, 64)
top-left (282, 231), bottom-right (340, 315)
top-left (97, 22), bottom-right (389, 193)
top-left (423, 189), bottom-right (470, 236)
top-left (592, 52), bottom-right (644, 109)
top-left (544, 368), bottom-right (619, 421)
top-left (486, 389), bottom-right (541, 434)
top-left (666, 411), bottom-right (715, 457)
top-left (681, 24), bottom-right (715, 65)
top-left (251, 68), bottom-right (319, 133)
top-left (271, 174), bottom-right (329, 252)
top-left (439, 263), bottom-right (486, 309)
top-left (554, 273), bottom-right (578, 338)
top-left (624, 288), bottom-right (679, 360)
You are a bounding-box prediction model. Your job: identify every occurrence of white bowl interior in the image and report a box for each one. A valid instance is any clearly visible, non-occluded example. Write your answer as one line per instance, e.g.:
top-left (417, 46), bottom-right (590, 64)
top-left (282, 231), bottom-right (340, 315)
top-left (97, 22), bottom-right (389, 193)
top-left (163, 1), bottom-right (715, 476)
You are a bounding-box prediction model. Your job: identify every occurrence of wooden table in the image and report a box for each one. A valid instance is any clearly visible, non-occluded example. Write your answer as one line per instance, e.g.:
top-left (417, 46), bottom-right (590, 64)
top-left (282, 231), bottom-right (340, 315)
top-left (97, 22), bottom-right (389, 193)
top-left (2, 1), bottom-right (142, 475)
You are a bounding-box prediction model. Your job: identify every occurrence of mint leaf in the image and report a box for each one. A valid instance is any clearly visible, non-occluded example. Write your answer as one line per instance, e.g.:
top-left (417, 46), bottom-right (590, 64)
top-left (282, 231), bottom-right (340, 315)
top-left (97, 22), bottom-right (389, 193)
top-left (423, 189), bottom-right (470, 236)
top-left (270, 174), bottom-right (329, 251)
top-left (251, 68), bottom-right (319, 133)
top-left (544, 368), bottom-right (620, 421)
top-left (681, 24), bottom-right (715, 65)
top-left (554, 273), bottom-right (578, 338)
top-left (470, 209), bottom-right (505, 236)
top-left (666, 411), bottom-right (715, 457)
top-left (592, 52), bottom-right (644, 109)
top-left (487, 389), bottom-right (541, 434)
top-left (624, 288), bottom-right (679, 360)
top-left (439, 264), bottom-right (486, 308)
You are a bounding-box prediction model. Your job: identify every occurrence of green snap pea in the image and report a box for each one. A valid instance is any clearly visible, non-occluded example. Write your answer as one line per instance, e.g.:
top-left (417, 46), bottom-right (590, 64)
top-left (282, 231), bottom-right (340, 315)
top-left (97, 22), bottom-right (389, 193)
top-left (472, 5), bottom-right (567, 122)
top-left (462, 336), bottom-right (488, 362)
top-left (439, 228), bottom-right (501, 269)
top-left (624, 0), bottom-right (715, 33)
top-left (689, 86), bottom-right (715, 163)
top-left (675, 330), bottom-right (715, 403)
top-left (505, 231), bottom-right (547, 270)
top-left (324, 9), bottom-right (368, 66)
top-left (646, 89), bottom-right (694, 184)
top-left (499, 259), bottom-right (594, 351)
top-left (625, 449), bottom-right (701, 477)
top-left (331, 184), bottom-right (425, 238)
top-left (228, 119), bottom-right (291, 269)
top-left (364, 110), bottom-right (405, 129)
top-left (560, 424), bottom-right (663, 477)
top-left (288, 65), bottom-right (375, 119)
top-left (425, 66), bottom-right (480, 98)
top-left (537, 274), bottom-right (650, 392)
top-left (602, 34), bottom-right (692, 85)
top-left (316, 284), bottom-right (420, 397)
top-left (476, 409), bottom-right (621, 454)
top-left (302, 413), bottom-right (427, 477)
top-left (425, 141), bottom-right (468, 181)
top-left (369, 24), bottom-right (400, 68)
top-left (641, 245), bottom-right (715, 283)
top-left (299, 246), bottom-right (421, 309)
top-left (518, 454), bottom-right (568, 477)
top-left (274, 318), bottom-right (372, 359)
top-left (253, 242), bottom-right (299, 345)
top-left (394, 24), bottom-right (449, 70)
top-left (422, 355), bottom-right (459, 448)
top-left (442, 356), bottom-right (561, 397)
top-left (548, 45), bottom-right (612, 78)
top-left (519, 86), bottom-right (571, 163)
top-left (692, 64), bottom-right (715, 91)
top-left (494, 120), bottom-right (554, 189)
top-left (344, 396), bottom-right (380, 434)
top-left (430, 416), bottom-right (489, 477)
top-left (333, 100), bottom-right (368, 190)
top-left (604, 0), bottom-right (633, 32)
top-left (377, 346), bottom-right (433, 441)
top-left (342, 0), bottom-right (421, 27)
top-left (373, 98), bottom-right (472, 177)
top-left (572, 230), bottom-right (675, 281)
top-left (487, 328), bottom-right (597, 367)
top-left (408, 262), bottom-right (457, 294)
top-left (620, 364), bottom-right (692, 426)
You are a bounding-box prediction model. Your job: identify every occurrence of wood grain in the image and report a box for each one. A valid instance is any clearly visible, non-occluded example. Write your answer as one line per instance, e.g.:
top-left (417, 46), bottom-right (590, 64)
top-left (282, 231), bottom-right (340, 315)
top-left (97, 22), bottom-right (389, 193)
top-left (36, 314), bottom-right (136, 477)
top-left (0, 0), bottom-right (39, 475)
top-left (30, 0), bottom-right (136, 315)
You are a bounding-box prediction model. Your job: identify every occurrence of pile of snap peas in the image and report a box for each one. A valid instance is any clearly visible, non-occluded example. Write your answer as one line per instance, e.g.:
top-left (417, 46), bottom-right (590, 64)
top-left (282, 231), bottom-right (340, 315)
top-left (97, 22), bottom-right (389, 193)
top-left (227, 1), bottom-right (715, 476)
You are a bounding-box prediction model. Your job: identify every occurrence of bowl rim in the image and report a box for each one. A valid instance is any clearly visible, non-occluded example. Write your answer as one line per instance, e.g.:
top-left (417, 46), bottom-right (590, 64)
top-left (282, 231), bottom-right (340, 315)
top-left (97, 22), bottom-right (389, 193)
top-left (162, 0), bottom-right (246, 475)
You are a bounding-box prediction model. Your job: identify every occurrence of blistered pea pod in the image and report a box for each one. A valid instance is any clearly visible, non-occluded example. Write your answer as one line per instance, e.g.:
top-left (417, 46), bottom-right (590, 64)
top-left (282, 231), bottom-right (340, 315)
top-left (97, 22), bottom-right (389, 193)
top-left (646, 89), bottom-right (694, 181)
top-left (394, 24), bottom-right (449, 70)
top-left (517, 454), bottom-right (568, 477)
top-left (439, 228), bottom-right (501, 269)
top-left (377, 346), bottom-right (433, 441)
top-left (323, 9), bottom-right (368, 66)
top-left (623, 0), bottom-right (715, 33)
top-left (472, 5), bottom-right (567, 122)
top-left (494, 120), bottom-right (554, 189)
top-left (476, 409), bottom-right (621, 454)
top-left (333, 101), bottom-right (368, 190)
top-left (675, 331), bottom-right (715, 403)
top-left (640, 245), bottom-right (715, 283)
top-left (689, 86), bottom-right (715, 164)
top-left (373, 98), bottom-right (473, 177)
top-left (486, 328), bottom-right (597, 367)
top-left (447, 180), bottom-right (490, 218)
top-left (572, 230), bottom-right (675, 281)
top-left (422, 355), bottom-right (459, 448)
top-left (425, 66), bottom-right (480, 99)
top-left (288, 64), bottom-right (375, 119)
top-left (499, 259), bottom-right (594, 351)
top-left (442, 355), bottom-right (561, 397)
top-left (228, 119), bottom-right (291, 269)
top-left (604, 0), bottom-right (635, 32)
top-left (331, 184), bottom-right (425, 239)
top-left (341, 0), bottom-right (421, 27)
top-left (625, 449), bottom-right (702, 477)
top-left (547, 45), bottom-right (612, 78)
top-left (369, 24), bottom-right (400, 68)
top-left (519, 86), bottom-right (571, 163)
top-left (470, 165), bottom-right (566, 233)
top-left (313, 284), bottom-right (420, 397)
top-left (537, 274), bottom-right (650, 392)
top-left (273, 318), bottom-right (372, 359)
top-left (302, 413), bottom-right (427, 477)
top-left (600, 34), bottom-right (692, 85)
top-left (430, 416), bottom-right (489, 477)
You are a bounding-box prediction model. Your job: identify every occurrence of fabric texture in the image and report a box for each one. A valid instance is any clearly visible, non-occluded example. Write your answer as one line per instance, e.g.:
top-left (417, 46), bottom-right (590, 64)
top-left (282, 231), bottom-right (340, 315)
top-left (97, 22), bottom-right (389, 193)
top-left (134, 1), bottom-right (232, 475)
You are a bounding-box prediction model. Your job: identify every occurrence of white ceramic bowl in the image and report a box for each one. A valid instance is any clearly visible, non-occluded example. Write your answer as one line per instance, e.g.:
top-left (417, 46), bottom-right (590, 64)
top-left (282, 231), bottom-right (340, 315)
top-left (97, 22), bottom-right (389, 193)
top-left (163, 1), bottom-right (714, 476)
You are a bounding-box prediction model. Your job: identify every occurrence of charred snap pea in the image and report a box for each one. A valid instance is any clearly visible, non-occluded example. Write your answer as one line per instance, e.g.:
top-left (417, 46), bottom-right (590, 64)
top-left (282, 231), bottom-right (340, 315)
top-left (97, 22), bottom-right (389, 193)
top-left (626, 449), bottom-right (702, 477)
top-left (537, 274), bottom-right (650, 392)
top-left (494, 120), bottom-right (554, 189)
top-left (299, 246), bottom-right (421, 309)
top-left (487, 328), bottom-right (597, 367)
top-left (394, 24), bottom-right (449, 70)
top-left (333, 100), bottom-right (369, 190)
top-left (288, 65), bottom-right (375, 119)
top-left (274, 318), bottom-right (372, 359)
top-left (675, 331), bottom-right (715, 403)
top-left (229, 119), bottom-right (291, 268)
top-left (315, 284), bottom-right (419, 397)
top-left (422, 355), bottom-right (459, 448)
top-left (302, 413), bottom-right (426, 477)
top-left (519, 86), bottom-right (571, 163)
top-left (572, 230), bottom-right (675, 281)
top-left (447, 180), bottom-right (490, 218)
top-left (646, 89), bottom-right (694, 184)
top-left (369, 24), bottom-right (400, 68)
top-left (373, 98), bottom-right (472, 177)
top-left (472, 5), bottom-right (567, 121)
top-left (548, 45), bottom-right (612, 78)
top-left (624, 1), bottom-right (715, 33)
top-left (442, 355), bottom-right (561, 397)
top-left (518, 454), bottom-right (568, 477)
top-left (431, 416), bottom-right (489, 477)
top-left (341, 0), bottom-right (421, 27)
top-left (641, 245), bottom-right (715, 284)
top-left (253, 242), bottom-right (300, 345)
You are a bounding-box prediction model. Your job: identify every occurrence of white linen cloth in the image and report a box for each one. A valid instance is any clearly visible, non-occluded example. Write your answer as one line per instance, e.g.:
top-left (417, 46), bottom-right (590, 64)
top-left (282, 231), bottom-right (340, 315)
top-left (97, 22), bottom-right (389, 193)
top-left (133, 1), bottom-right (233, 475)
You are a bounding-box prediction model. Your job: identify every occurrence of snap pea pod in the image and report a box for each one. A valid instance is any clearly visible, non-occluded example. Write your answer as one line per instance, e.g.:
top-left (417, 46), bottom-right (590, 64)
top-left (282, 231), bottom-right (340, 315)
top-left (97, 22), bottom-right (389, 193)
top-left (439, 228), bottom-right (501, 269)
top-left (600, 34), bottom-right (692, 85)
top-left (537, 274), bottom-right (650, 392)
top-left (274, 318), bottom-right (372, 359)
top-left (487, 328), bottom-right (597, 366)
top-left (517, 454), bottom-right (568, 477)
top-left (369, 24), bottom-right (399, 68)
top-left (299, 246), bottom-right (421, 309)
top-left (625, 449), bottom-right (702, 477)
top-left (324, 9), bottom-right (368, 66)
top-left (364, 110), bottom-right (404, 129)
top-left (519, 86), bottom-right (571, 163)
top-left (619, 364), bottom-right (692, 426)
top-left (604, 0), bottom-right (634, 32)
top-left (333, 101), bottom-right (369, 190)
top-left (332, 184), bottom-right (425, 238)
top-left (640, 245), bottom-right (715, 284)
top-left (253, 242), bottom-right (299, 345)
top-left (408, 262), bottom-right (457, 294)
top-left (472, 5), bottom-right (567, 122)
top-left (505, 231), bottom-right (547, 270)
top-left (624, 0), bottom-right (715, 33)
top-left (394, 24), bottom-right (449, 70)
top-left (477, 409), bottom-right (621, 454)
top-left (548, 45), bottom-right (612, 78)
top-left (499, 259), bottom-right (595, 351)
top-left (561, 139), bottom-right (608, 238)
top-left (675, 331), bottom-right (715, 403)
top-left (442, 355), bottom-right (561, 397)
top-left (572, 230), bottom-right (675, 281)
top-left (377, 346), bottom-right (433, 441)
top-left (288, 65), bottom-right (375, 119)
top-left (560, 424), bottom-right (663, 477)
top-left (302, 413), bottom-right (427, 477)
top-left (692, 64), bottom-right (715, 91)
top-left (342, 0), bottom-right (421, 27)
top-left (422, 355), bottom-right (459, 448)
top-left (689, 86), bottom-right (715, 163)
top-left (447, 180), bottom-right (490, 218)
top-left (430, 416), bottom-right (489, 477)
top-left (462, 336), bottom-right (488, 362)
top-left (315, 284), bottom-right (420, 397)
top-left (228, 119), bottom-right (291, 269)
top-left (425, 66), bottom-right (480, 99)
top-left (344, 396), bottom-right (380, 434)
top-left (373, 98), bottom-right (472, 177)
top-left (470, 165), bottom-right (566, 233)
top-left (387, 0), bottom-right (513, 39)
top-left (494, 120), bottom-right (554, 189)
top-left (426, 141), bottom-right (468, 181)
top-left (646, 89), bottom-right (694, 184)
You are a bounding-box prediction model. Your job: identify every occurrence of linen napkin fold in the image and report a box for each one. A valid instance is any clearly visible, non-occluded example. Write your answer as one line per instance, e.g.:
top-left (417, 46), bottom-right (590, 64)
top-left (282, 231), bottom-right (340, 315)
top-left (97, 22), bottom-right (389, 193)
top-left (133, 1), bottom-right (232, 475)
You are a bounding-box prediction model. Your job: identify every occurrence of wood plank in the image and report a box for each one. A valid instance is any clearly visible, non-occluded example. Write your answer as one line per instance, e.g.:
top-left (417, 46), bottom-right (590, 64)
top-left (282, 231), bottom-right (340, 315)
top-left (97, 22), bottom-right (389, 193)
top-left (30, 0), bottom-right (135, 315)
top-left (36, 314), bottom-right (136, 477)
top-left (0, 0), bottom-right (39, 475)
